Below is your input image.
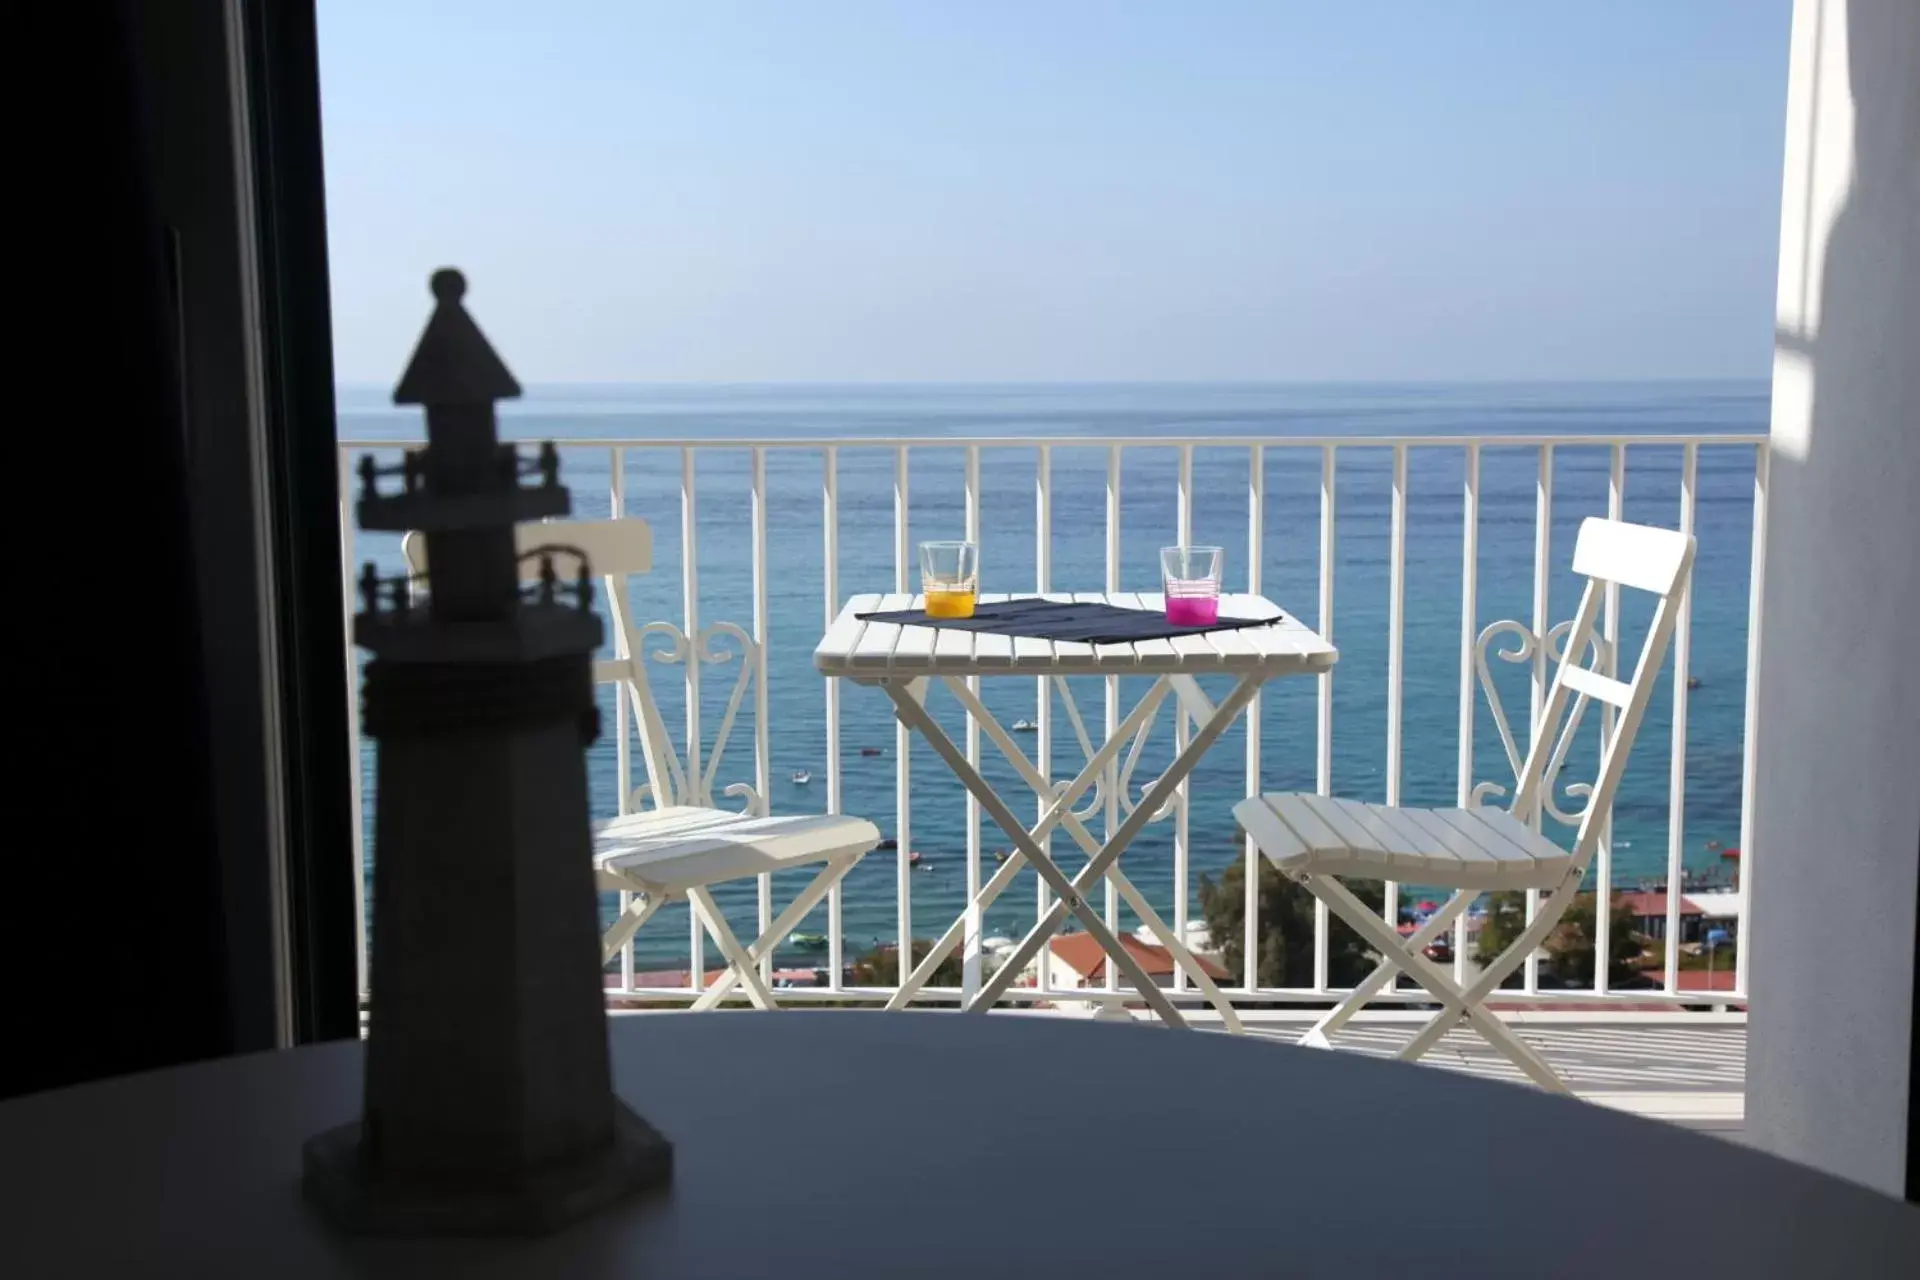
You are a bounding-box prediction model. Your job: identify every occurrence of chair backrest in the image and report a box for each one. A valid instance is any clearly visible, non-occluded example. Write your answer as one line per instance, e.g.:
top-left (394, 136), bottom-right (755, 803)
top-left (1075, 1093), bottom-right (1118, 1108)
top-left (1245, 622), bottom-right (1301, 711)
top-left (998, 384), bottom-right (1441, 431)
top-left (1510, 517), bottom-right (1695, 872)
top-left (402, 518), bottom-right (757, 816)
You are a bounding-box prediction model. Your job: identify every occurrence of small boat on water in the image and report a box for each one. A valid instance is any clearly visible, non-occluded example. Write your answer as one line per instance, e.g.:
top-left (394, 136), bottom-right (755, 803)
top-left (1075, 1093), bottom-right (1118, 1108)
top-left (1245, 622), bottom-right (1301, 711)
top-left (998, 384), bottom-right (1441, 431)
top-left (788, 932), bottom-right (829, 953)
top-left (1687, 675), bottom-right (1703, 689)
top-left (860, 746), bottom-right (885, 757)
top-left (1012, 720), bottom-right (1038, 733)
top-left (791, 769), bottom-right (812, 785)
top-left (908, 850), bottom-right (925, 866)
top-left (877, 837), bottom-right (899, 851)
top-left (992, 850), bottom-right (1009, 863)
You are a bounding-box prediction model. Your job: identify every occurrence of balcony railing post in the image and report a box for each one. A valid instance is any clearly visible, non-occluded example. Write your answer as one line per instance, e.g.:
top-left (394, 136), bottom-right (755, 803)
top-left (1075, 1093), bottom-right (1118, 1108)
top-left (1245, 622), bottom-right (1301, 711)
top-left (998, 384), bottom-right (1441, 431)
top-left (823, 446), bottom-right (845, 990)
top-left (752, 446), bottom-right (772, 986)
top-left (1527, 443), bottom-right (1554, 994)
top-left (964, 445), bottom-right (983, 999)
top-left (1105, 445), bottom-right (1123, 996)
top-left (1455, 441), bottom-right (1479, 984)
top-left (1244, 443), bottom-right (1265, 994)
top-left (1172, 444), bottom-right (1194, 990)
top-left (1035, 444), bottom-right (1054, 966)
top-left (1597, 442), bottom-right (1625, 996)
top-left (611, 446), bottom-right (633, 992)
top-left (1665, 443), bottom-right (1697, 993)
top-left (894, 446), bottom-right (912, 982)
top-left (1314, 445), bottom-right (1336, 991)
top-left (682, 446), bottom-right (704, 986)
top-left (611, 447), bottom-right (630, 816)
top-left (1386, 443), bottom-right (1407, 927)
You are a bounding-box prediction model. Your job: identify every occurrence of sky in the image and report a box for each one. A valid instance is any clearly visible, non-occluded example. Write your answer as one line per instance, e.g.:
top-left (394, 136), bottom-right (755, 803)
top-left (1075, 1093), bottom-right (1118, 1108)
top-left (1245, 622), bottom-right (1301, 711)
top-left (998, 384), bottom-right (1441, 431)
top-left (317, 1), bottom-right (1792, 384)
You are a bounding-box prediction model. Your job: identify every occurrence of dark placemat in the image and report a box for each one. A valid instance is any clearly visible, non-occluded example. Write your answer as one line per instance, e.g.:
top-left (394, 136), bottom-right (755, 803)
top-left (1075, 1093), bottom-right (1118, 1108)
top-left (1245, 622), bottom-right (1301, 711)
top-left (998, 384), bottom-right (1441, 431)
top-left (855, 597), bottom-right (1283, 645)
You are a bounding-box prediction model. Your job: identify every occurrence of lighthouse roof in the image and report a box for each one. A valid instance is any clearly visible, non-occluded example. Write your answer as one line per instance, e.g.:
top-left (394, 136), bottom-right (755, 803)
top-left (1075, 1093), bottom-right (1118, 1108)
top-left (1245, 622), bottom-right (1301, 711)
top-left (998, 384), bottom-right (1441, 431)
top-left (393, 269), bottom-right (522, 406)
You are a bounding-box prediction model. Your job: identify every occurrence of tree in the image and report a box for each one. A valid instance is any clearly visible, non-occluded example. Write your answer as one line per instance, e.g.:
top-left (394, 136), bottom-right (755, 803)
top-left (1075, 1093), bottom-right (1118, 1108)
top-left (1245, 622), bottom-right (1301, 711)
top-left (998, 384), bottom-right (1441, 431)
top-left (1475, 889), bottom-right (1640, 987)
top-left (849, 938), bottom-right (963, 987)
top-left (1544, 893), bottom-right (1641, 987)
top-left (1473, 890), bottom-right (1529, 986)
top-left (1197, 854), bottom-right (1384, 989)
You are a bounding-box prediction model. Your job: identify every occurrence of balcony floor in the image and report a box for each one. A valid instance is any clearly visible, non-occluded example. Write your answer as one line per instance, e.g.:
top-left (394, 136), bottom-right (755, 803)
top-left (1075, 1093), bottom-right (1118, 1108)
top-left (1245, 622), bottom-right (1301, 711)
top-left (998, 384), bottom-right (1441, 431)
top-left (607, 1004), bottom-right (1747, 1134)
top-left (1074, 1010), bottom-right (1749, 1135)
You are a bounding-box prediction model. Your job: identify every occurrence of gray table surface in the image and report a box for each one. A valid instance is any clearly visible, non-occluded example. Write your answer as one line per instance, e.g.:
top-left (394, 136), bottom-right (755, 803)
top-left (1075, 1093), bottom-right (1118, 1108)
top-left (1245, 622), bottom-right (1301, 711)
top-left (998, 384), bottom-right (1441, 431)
top-left (2, 1013), bottom-right (1913, 1277)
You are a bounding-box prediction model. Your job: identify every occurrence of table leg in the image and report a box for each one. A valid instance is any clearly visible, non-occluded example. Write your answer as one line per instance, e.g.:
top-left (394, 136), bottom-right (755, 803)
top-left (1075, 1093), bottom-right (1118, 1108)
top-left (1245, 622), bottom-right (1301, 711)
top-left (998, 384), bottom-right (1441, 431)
top-left (1295, 887), bottom-right (1474, 1048)
top-left (945, 676), bottom-right (1244, 1032)
top-left (1303, 874), bottom-right (1566, 1092)
top-left (691, 855), bottom-right (859, 1011)
top-left (969, 674), bottom-right (1267, 1019)
top-left (884, 679), bottom-right (1171, 1008)
top-left (687, 887), bottom-right (779, 1011)
top-left (1107, 870), bottom-right (1244, 1033)
top-left (598, 887), bottom-right (670, 967)
top-left (882, 680), bottom-right (1188, 1026)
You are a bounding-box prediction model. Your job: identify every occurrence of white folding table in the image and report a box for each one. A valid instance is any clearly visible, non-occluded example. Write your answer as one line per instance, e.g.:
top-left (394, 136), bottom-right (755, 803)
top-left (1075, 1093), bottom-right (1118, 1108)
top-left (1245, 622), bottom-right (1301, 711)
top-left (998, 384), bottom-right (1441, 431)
top-left (814, 591), bottom-right (1336, 1030)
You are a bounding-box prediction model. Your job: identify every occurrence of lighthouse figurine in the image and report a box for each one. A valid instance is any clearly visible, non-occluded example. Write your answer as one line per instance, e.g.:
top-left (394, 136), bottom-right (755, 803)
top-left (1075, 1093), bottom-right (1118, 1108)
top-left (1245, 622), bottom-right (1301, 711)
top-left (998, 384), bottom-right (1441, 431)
top-left (304, 270), bottom-right (672, 1234)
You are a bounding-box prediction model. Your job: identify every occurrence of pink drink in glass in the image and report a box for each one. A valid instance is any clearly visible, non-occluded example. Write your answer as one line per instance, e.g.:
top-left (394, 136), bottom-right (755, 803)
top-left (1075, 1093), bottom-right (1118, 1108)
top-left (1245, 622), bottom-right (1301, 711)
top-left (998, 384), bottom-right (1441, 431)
top-left (1160, 546), bottom-right (1224, 626)
top-left (1164, 590), bottom-right (1219, 626)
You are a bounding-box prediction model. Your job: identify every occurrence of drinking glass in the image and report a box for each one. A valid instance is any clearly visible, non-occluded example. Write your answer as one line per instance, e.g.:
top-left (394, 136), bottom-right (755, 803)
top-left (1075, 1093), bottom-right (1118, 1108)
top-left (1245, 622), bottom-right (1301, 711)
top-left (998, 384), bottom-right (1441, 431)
top-left (920, 540), bottom-right (979, 619)
top-left (1160, 546), bottom-right (1223, 625)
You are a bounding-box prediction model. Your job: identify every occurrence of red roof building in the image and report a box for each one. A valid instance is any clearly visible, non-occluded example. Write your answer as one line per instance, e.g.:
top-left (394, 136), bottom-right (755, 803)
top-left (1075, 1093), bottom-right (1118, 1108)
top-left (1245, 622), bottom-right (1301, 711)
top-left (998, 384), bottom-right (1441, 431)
top-left (1618, 892), bottom-right (1704, 919)
top-left (1045, 932), bottom-right (1229, 988)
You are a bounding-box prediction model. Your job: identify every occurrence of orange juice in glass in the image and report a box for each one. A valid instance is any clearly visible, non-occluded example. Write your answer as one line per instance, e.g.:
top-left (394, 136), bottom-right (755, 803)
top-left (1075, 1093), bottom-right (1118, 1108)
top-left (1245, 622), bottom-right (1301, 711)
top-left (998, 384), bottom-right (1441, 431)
top-left (920, 540), bottom-right (978, 619)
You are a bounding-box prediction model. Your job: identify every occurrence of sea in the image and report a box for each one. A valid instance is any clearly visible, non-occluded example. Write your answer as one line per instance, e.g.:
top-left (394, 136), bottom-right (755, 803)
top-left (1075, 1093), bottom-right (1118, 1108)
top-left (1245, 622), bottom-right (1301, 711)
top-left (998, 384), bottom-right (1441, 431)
top-left (338, 381), bottom-right (1766, 971)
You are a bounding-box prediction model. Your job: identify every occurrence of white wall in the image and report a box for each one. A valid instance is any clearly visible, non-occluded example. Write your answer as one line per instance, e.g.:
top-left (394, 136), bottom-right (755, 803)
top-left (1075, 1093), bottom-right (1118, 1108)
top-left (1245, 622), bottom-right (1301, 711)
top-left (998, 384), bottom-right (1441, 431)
top-left (1041, 951), bottom-right (1086, 992)
top-left (1746, 0), bottom-right (1920, 1198)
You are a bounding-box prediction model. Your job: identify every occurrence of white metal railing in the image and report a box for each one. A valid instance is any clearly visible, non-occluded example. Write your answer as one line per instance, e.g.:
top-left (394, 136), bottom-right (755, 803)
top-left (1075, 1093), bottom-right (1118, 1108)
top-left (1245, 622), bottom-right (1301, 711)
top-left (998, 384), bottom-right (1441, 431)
top-left (339, 432), bottom-right (1767, 1013)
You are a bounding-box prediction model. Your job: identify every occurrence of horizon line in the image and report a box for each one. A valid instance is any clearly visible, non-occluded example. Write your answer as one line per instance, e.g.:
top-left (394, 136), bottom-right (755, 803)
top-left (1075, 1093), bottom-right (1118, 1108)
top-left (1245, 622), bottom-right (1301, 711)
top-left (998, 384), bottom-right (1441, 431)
top-left (333, 375), bottom-right (1771, 391)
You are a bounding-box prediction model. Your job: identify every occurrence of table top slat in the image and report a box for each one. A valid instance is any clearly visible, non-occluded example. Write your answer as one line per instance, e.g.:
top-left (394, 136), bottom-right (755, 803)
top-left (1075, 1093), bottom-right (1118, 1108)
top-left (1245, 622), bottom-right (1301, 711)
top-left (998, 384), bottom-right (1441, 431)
top-left (1196, 620), bottom-right (1264, 666)
top-left (1075, 591), bottom-right (1142, 670)
top-left (844, 592), bottom-right (915, 673)
top-left (932, 622), bottom-right (976, 671)
top-left (1041, 592), bottom-right (1100, 668)
top-left (1105, 592), bottom-right (1190, 672)
top-left (816, 593), bottom-right (882, 668)
top-left (885, 595), bottom-right (938, 669)
top-left (968, 595), bottom-right (1017, 668)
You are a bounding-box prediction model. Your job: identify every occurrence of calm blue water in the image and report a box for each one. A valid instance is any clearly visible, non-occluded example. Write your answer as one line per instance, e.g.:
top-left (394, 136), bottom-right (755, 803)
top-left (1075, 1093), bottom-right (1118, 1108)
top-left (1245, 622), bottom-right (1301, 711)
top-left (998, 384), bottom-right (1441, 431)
top-left (340, 381), bottom-right (1764, 971)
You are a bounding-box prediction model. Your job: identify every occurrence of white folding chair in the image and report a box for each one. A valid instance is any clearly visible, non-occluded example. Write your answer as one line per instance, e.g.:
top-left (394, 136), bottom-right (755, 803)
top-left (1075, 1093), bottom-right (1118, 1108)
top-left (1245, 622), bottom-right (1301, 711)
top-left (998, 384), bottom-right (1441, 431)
top-left (405, 517), bottom-right (879, 1010)
top-left (1234, 517), bottom-right (1694, 1091)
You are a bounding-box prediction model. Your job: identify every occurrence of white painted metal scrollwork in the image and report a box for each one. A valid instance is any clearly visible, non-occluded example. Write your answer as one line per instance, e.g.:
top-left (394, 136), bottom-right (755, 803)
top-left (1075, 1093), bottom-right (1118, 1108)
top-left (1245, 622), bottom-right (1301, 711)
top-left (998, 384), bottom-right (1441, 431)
top-left (1052, 675), bottom-right (1182, 825)
top-left (1047, 677), bottom-right (1107, 822)
top-left (623, 619), bottom-right (766, 817)
top-left (1113, 688), bottom-right (1179, 824)
top-left (1043, 676), bottom-right (1178, 825)
top-left (1471, 618), bottom-right (1612, 825)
